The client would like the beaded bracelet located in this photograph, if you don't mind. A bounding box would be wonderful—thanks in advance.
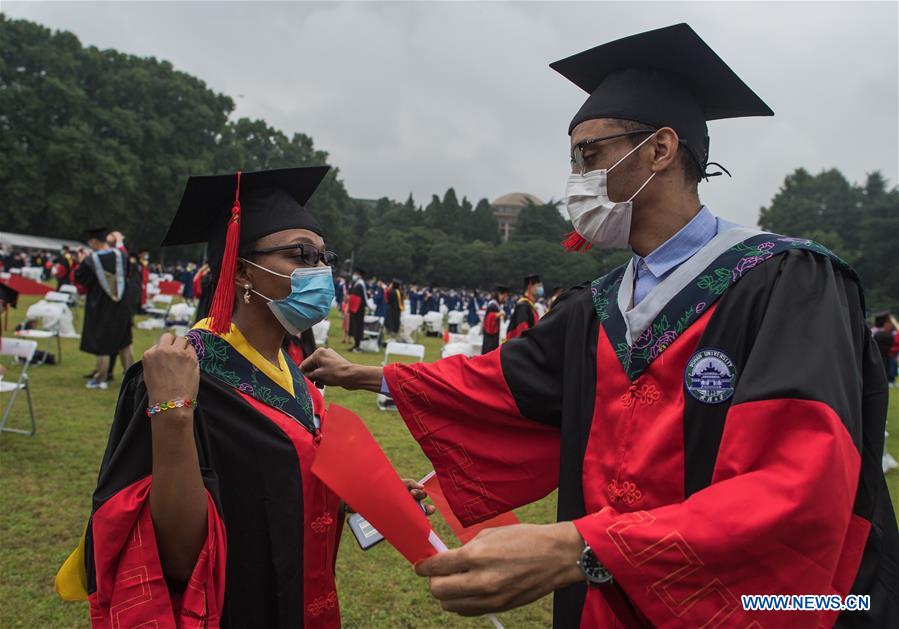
[146,398,198,418]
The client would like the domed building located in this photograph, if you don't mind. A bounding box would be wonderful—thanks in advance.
[490,192,544,242]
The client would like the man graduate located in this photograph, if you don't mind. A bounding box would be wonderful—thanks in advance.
[507,274,543,341]
[75,227,134,390]
[303,23,898,628]
[347,267,370,353]
[481,284,509,354]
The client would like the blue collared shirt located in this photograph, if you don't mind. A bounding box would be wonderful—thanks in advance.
[631,207,739,306]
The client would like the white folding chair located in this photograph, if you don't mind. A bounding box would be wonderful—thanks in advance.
[312,319,330,347]
[400,314,424,343]
[145,293,174,318]
[423,311,445,337]
[441,342,473,359]
[382,341,426,366]
[447,310,465,333]
[166,302,196,324]
[0,338,38,435]
[17,301,65,363]
[377,341,427,411]
[45,291,75,306]
[57,284,80,318]
[467,325,484,355]
[22,267,44,281]
[165,303,196,336]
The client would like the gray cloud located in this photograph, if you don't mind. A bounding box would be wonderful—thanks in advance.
[4,1,897,227]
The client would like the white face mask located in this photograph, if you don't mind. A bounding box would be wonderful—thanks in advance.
[564,132,657,249]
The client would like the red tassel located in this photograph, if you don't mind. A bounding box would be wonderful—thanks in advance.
[208,171,242,335]
[562,230,592,252]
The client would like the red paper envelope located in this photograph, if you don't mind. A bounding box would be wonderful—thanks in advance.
[421,472,520,543]
[311,404,444,564]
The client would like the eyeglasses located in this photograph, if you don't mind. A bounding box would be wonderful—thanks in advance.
[570,129,655,175]
[248,243,339,267]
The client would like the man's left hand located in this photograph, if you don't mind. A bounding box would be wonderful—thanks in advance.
[415,522,584,616]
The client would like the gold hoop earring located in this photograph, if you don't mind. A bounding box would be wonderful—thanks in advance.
[243,284,251,304]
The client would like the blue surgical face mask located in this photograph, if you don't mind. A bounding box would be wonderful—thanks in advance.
[241,259,335,335]
[534,284,545,298]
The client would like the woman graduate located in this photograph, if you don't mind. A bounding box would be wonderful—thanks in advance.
[63,167,430,628]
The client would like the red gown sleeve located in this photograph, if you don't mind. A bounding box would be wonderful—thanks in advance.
[88,476,227,628]
[575,251,875,628]
[384,301,570,526]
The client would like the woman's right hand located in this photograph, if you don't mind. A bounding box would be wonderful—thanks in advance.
[143,333,200,407]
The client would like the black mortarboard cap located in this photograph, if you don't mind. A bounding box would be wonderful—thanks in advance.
[83,227,108,242]
[0,282,19,309]
[550,23,773,170]
[162,166,329,265]
[494,284,509,293]
[161,166,329,333]
[524,274,541,288]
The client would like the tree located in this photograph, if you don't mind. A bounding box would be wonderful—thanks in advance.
[511,199,568,243]
[356,229,414,280]
[758,168,864,262]
[855,172,899,311]
[469,199,501,244]
[758,167,898,312]
[0,15,358,258]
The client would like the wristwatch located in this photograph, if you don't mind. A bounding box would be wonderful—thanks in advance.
[577,543,614,585]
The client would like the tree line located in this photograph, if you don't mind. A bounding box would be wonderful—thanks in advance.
[1,15,896,309]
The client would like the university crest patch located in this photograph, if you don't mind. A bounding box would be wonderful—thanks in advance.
[685,348,736,404]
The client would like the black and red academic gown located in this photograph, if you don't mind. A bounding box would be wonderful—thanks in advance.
[383,231,899,628]
[482,300,502,354]
[84,326,342,628]
[348,280,367,344]
[507,297,537,341]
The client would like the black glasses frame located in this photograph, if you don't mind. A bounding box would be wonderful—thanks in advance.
[248,243,339,266]
[570,129,656,174]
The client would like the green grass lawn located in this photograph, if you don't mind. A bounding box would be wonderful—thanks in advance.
[1,293,897,628]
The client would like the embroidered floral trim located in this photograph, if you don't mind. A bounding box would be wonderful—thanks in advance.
[187,329,315,429]
[607,479,642,506]
[307,590,338,616]
[620,382,661,407]
[310,513,335,533]
[591,235,853,381]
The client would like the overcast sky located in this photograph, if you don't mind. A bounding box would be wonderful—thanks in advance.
[5,1,897,227]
